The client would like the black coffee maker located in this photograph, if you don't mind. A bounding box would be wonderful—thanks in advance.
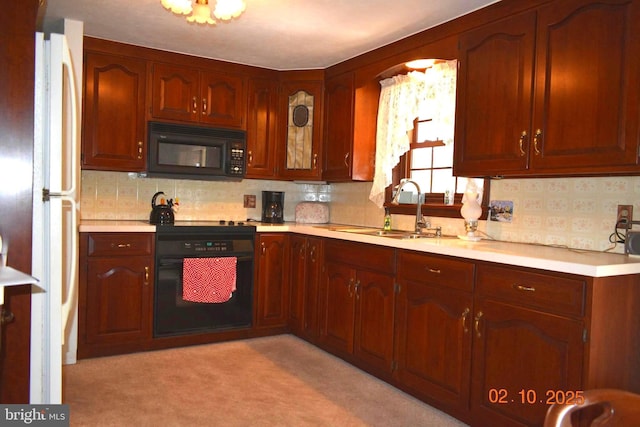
[261,191,284,223]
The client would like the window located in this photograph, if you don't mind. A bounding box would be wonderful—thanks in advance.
[381,62,488,218]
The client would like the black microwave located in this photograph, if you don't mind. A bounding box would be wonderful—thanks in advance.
[147,121,247,180]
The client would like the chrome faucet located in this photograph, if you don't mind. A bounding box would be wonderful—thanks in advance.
[391,179,428,233]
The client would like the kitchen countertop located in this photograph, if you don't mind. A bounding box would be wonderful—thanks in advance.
[78,220,640,278]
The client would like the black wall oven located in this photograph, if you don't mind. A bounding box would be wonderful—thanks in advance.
[154,222,255,337]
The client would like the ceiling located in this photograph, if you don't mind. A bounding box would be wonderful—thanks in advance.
[39,0,498,71]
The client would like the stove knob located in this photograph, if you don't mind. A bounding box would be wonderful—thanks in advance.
[238,221,244,226]
[219,220,226,225]
[228,220,235,226]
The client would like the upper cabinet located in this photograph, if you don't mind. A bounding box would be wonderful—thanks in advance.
[277,78,324,180]
[322,72,378,182]
[82,51,147,171]
[150,62,247,129]
[454,0,640,177]
[245,76,279,178]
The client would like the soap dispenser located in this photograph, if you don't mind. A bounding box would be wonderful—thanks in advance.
[383,208,392,231]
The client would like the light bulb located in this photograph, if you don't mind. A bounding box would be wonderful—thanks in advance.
[214,0,246,20]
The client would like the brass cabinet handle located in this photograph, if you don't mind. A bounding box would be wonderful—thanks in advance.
[1,307,15,325]
[309,245,316,262]
[518,131,527,156]
[533,129,542,155]
[425,266,441,274]
[513,283,536,292]
[348,278,354,298]
[474,311,484,338]
[344,152,350,168]
[137,141,143,159]
[144,266,149,286]
[261,242,266,255]
[202,98,207,115]
[247,150,253,165]
[313,153,318,169]
[461,307,470,333]
[111,243,131,249]
[354,280,361,300]
[192,96,198,114]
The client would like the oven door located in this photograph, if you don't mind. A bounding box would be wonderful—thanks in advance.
[154,255,253,337]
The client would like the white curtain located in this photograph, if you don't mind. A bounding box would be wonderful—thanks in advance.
[369,60,457,208]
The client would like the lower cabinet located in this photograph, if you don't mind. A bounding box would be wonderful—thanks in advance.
[288,234,323,339]
[394,251,474,419]
[319,239,396,375]
[254,233,289,329]
[78,233,154,358]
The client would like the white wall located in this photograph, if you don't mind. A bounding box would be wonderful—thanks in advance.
[81,171,639,254]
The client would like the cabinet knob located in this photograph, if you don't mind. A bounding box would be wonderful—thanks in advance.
[518,131,527,156]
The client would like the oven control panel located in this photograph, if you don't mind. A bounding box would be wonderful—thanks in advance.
[185,241,232,252]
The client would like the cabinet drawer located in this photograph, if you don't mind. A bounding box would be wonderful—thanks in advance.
[324,239,395,274]
[397,250,474,292]
[476,264,585,317]
[87,233,154,257]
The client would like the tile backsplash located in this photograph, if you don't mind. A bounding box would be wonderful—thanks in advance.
[81,171,639,254]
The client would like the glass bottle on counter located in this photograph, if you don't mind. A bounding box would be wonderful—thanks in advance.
[383,208,392,231]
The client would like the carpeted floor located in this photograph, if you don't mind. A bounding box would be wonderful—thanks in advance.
[63,335,469,426]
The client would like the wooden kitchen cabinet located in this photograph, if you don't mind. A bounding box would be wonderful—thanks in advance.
[150,62,246,129]
[245,76,279,178]
[277,78,324,180]
[323,72,378,181]
[454,0,640,177]
[288,235,323,340]
[470,264,588,427]
[320,239,396,375]
[394,250,475,420]
[78,233,154,358]
[82,50,147,171]
[254,233,289,329]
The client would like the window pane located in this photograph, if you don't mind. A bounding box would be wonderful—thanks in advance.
[432,168,455,193]
[410,170,432,193]
[416,120,437,143]
[411,147,432,169]
[432,144,453,168]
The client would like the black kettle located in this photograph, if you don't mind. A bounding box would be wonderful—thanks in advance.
[149,191,175,225]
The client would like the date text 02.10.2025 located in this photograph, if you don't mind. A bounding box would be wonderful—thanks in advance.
[488,389,585,405]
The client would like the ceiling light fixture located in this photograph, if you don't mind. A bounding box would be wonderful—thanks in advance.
[161,0,246,25]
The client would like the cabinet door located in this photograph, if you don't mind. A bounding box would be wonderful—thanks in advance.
[394,280,472,415]
[278,80,324,180]
[530,0,640,172]
[323,73,354,180]
[82,52,147,171]
[353,269,395,373]
[470,299,584,427]
[320,261,356,354]
[454,12,536,177]
[303,237,322,340]
[245,77,279,178]
[288,235,306,334]
[200,71,246,128]
[84,257,152,345]
[150,62,200,122]
[255,233,289,328]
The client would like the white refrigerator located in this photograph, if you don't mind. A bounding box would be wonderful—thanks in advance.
[31,22,83,404]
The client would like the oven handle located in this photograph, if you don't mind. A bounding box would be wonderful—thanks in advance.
[158,255,254,267]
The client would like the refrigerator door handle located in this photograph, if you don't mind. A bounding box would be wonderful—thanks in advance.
[59,195,78,345]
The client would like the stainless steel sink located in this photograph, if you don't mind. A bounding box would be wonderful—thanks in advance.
[340,228,446,240]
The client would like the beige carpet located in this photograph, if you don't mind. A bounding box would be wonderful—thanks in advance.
[63,334,468,426]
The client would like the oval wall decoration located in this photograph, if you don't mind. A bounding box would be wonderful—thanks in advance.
[292,105,310,127]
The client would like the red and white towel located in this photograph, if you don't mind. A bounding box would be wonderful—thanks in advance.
[182,257,237,303]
